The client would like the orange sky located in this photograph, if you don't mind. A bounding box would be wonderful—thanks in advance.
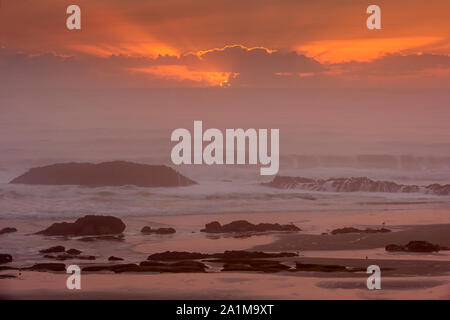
[1,0,449,87]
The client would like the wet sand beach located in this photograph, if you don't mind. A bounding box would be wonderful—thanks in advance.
[1,209,449,299]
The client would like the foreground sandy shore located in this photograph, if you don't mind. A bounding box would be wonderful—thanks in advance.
[1,270,449,300]
[1,252,450,299]
[1,211,450,299]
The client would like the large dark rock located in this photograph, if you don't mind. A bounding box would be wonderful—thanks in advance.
[0,254,12,264]
[0,227,17,235]
[405,241,441,252]
[141,226,176,234]
[385,240,447,253]
[264,175,450,196]
[201,220,300,233]
[10,161,196,187]
[331,227,391,235]
[36,215,126,236]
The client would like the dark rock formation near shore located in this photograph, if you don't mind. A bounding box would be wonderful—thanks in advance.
[39,246,66,254]
[0,254,12,264]
[215,250,298,260]
[108,256,124,261]
[200,220,300,233]
[294,262,364,272]
[44,254,96,261]
[82,261,208,273]
[39,246,89,260]
[141,226,176,234]
[10,161,197,187]
[385,240,449,253]
[78,235,124,242]
[36,215,126,236]
[148,251,208,260]
[147,250,298,261]
[0,227,17,235]
[264,175,450,196]
[66,249,82,255]
[82,264,138,273]
[222,260,291,273]
[27,263,66,272]
[331,227,391,235]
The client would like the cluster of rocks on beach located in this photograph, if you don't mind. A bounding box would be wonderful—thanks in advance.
[1,215,449,277]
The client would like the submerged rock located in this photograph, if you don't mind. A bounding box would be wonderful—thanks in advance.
[147,250,298,261]
[44,254,95,261]
[0,227,17,235]
[10,161,196,187]
[222,260,291,273]
[215,250,298,260]
[39,246,66,254]
[66,248,82,255]
[141,226,176,234]
[36,215,126,236]
[108,256,124,261]
[0,254,13,264]
[82,264,139,273]
[78,235,124,241]
[330,227,391,235]
[385,244,405,252]
[200,220,300,233]
[82,261,207,273]
[385,240,448,253]
[148,251,208,261]
[294,262,357,272]
[27,263,66,272]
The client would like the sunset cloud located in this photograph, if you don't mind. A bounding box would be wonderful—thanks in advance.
[2,45,449,89]
[1,0,449,89]
[297,37,442,63]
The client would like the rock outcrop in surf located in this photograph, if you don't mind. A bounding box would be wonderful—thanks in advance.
[141,226,176,234]
[330,227,391,235]
[200,220,301,233]
[385,241,449,253]
[9,161,196,187]
[0,227,17,235]
[0,254,12,264]
[36,215,126,236]
[263,176,450,195]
